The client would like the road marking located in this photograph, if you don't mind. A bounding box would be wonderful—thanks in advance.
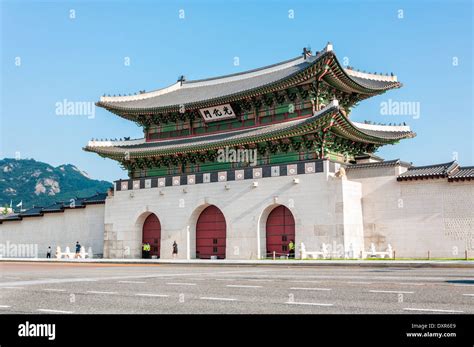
[347,281,372,284]
[135,293,169,298]
[166,282,196,286]
[453,284,474,287]
[290,287,332,291]
[403,308,464,313]
[289,280,322,284]
[462,294,474,296]
[370,290,414,294]
[215,278,236,281]
[43,288,66,292]
[118,281,146,284]
[0,286,24,289]
[86,291,118,295]
[37,309,74,314]
[200,297,237,302]
[226,284,262,288]
[247,279,274,282]
[0,305,11,308]
[398,283,425,286]
[285,301,333,307]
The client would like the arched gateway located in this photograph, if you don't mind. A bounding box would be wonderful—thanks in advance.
[266,205,295,257]
[196,205,226,259]
[142,214,161,258]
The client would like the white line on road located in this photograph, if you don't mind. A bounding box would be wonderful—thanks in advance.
[226,284,262,288]
[403,308,464,313]
[0,305,11,308]
[285,301,333,307]
[86,291,118,295]
[118,281,146,284]
[289,280,322,284]
[462,294,474,296]
[200,297,237,302]
[290,287,332,291]
[370,290,414,294]
[135,293,169,298]
[247,279,274,282]
[0,286,24,289]
[43,288,66,292]
[215,279,236,281]
[347,281,372,284]
[37,309,74,314]
[166,282,196,286]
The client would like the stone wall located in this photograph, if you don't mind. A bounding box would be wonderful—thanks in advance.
[104,163,364,260]
[349,169,474,258]
[0,204,105,258]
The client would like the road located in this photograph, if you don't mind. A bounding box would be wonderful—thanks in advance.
[0,262,473,314]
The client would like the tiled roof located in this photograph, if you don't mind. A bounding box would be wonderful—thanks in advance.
[397,161,458,180]
[96,43,400,113]
[448,166,474,181]
[85,100,415,159]
[0,193,108,224]
[346,159,412,170]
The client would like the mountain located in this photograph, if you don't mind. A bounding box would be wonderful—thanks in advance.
[0,158,112,210]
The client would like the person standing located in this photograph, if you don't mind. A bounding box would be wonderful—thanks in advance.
[172,241,178,259]
[142,243,147,259]
[288,239,295,259]
[75,241,81,259]
[46,246,51,259]
[147,243,151,258]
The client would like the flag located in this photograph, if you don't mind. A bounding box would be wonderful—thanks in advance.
[16,201,22,208]
[10,200,12,208]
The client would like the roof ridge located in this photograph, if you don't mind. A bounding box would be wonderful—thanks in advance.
[407,160,457,170]
[184,55,304,84]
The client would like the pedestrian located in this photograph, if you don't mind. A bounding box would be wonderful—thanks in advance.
[172,241,178,259]
[75,241,81,259]
[288,239,295,259]
[142,243,147,259]
[46,246,51,259]
[146,243,151,258]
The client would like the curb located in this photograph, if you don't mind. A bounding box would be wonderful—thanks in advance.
[1,258,474,268]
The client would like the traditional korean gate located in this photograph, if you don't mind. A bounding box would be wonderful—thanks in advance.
[142,214,161,258]
[196,205,226,259]
[266,205,295,257]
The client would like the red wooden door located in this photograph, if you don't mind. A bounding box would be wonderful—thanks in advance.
[142,214,161,258]
[196,205,226,259]
[266,205,295,257]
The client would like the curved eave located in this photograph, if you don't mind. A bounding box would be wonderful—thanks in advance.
[84,101,415,160]
[96,48,402,117]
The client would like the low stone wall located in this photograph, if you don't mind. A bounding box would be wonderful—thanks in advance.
[0,204,105,258]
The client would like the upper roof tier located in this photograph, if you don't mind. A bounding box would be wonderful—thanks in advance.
[97,43,401,114]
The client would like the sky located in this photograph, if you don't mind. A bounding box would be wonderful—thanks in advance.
[1,0,472,182]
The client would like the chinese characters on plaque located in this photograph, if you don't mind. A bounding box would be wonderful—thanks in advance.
[199,104,236,122]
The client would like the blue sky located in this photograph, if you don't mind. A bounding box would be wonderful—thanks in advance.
[1,0,472,182]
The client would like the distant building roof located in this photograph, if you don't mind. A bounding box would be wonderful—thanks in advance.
[0,192,108,224]
[397,161,458,180]
[346,159,412,170]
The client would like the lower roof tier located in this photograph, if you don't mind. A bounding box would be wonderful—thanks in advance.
[84,100,415,162]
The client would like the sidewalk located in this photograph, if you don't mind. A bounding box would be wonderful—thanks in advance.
[1,257,474,268]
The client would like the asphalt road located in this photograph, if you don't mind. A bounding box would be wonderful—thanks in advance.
[0,262,473,314]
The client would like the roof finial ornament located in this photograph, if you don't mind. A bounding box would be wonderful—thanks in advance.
[325,41,333,52]
[302,47,312,59]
